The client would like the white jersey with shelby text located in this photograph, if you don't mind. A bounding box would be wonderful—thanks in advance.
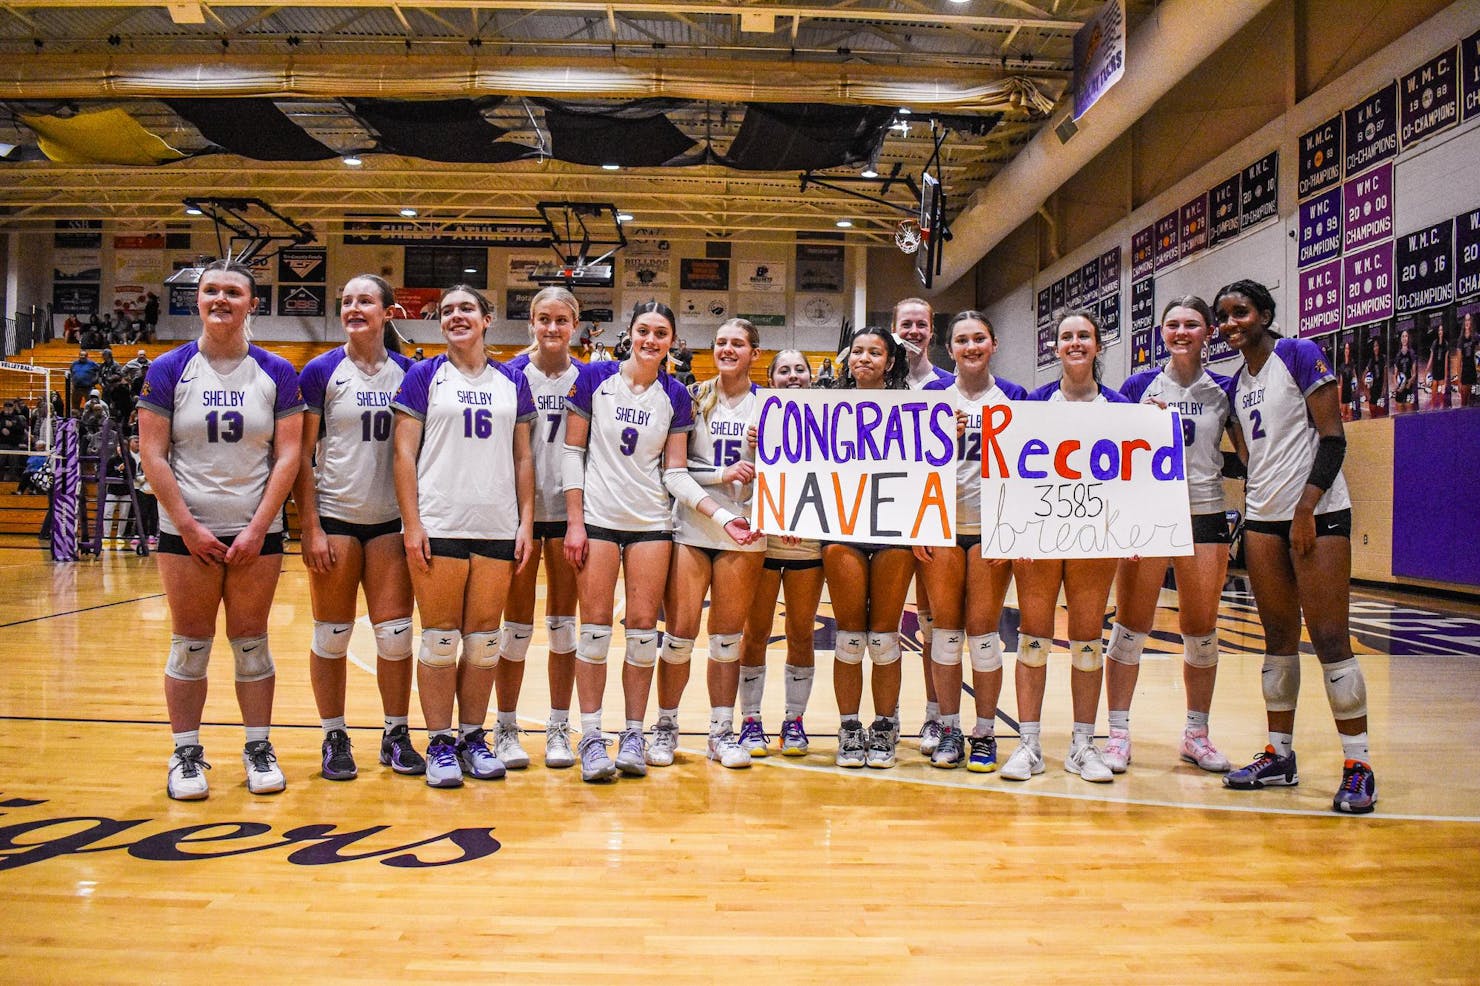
[137,342,303,536]
[567,362,694,532]
[1121,368,1237,515]
[1235,338,1351,522]
[392,355,535,539]
[926,373,1028,535]
[674,384,765,552]
[506,352,583,524]
[299,346,412,525]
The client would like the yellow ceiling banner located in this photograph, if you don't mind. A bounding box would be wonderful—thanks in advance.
[21,108,184,165]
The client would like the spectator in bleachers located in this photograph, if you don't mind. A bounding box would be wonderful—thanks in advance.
[69,349,100,408]
[0,399,24,481]
[83,314,106,349]
[142,293,160,342]
[17,440,49,496]
[110,308,131,344]
[105,368,136,423]
[79,388,109,457]
[63,313,83,343]
[98,348,123,388]
[814,357,836,388]
[125,349,151,374]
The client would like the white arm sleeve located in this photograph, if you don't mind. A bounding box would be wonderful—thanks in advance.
[662,467,709,511]
[561,443,587,492]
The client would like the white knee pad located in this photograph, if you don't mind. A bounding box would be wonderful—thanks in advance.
[661,635,695,665]
[1181,631,1219,669]
[230,634,274,683]
[1070,638,1104,673]
[834,631,865,665]
[1016,634,1051,668]
[499,622,534,663]
[1321,657,1367,720]
[577,624,612,665]
[311,621,354,660]
[709,632,742,664]
[624,628,659,668]
[165,635,213,682]
[419,628,460,669]
[930,628,964,666]
[1261,654,1301,713]
[867,631,901,666]
[968,632,1003,673]
[462,630,502,669]
[546,616,577,654]
[373,617,414,661]
[1106,622,1146,667]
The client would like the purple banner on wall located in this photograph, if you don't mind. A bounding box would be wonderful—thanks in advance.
[1098,292,1121,344]
[1129,277,1155,370]
[1342,162,1393,253]
[1297,114,1342,200]
[1153,211,1180,272]
[1395,218,1454,314]
[1036,322,1057,370]
[1130,325,1155,373]
[1343,240,1394,327]
[1131,225,1155,280]
[1394,408,1480,587]
[1179,194,1207,258]
[1298,187,1343,269]
[1065,266,1084,308]
[1037,286,1052,325]
[1099,246,1121,297]
[1080,258,1100,304]
[1240,151,1279,230]
[1298,258,1343,338]
[1208,173,1242,248]
[1456,207,1480,299]
[1344,82,1399,176]
[1050,278,1066,316]
[1400,47,1459,148]
[1462,28,1480,122]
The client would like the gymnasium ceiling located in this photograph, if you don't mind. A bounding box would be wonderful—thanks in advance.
[0,0,1155,253]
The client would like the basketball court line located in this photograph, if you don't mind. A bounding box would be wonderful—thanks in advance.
[0,592,164,629]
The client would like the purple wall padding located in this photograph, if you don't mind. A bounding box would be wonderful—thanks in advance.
[1393,406,1480,586]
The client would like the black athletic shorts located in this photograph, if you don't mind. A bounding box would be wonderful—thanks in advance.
[823,540,910,561]
[1244,508,1352,543]
[320,515,402,544]
[1191,512,1233,545]
[533,521,568,541]
[156,531,285,556]
[585,525,672,548]
[763,556,823,573]
[428,537,517,561]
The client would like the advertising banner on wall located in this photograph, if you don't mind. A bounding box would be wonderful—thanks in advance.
[678,291,730,327]
[794,293,843,331]
[1298,114,1343,200]
[736,293,786,327]
[680,258,730,292]
[277,247,326,284]
[621,256,671,292]
[1395,218,1454,314]
[1400,47,1458,148]
[1298,187,1343,269]
[795,244,844,293]
[1298,258,1343,338]
[1072,0,1126,121]
[1344,82,1399,176]
[1342,162,1394,253]
[52,284,100,316]
[278,284,326,317]
[52,248,102,282]
[736,260,786,294]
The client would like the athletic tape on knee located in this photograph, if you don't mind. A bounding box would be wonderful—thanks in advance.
[968,632,1003,673]
[419,628,459,668]
[930,628,964,666]
[660,635,695,665]
[1070,638,1104,673]
[499,622,534,663]
[834,631,865,665]
[373,617,414,661]
[1106,622,1146,667]
[1181,631,1219,669]
[1016,634,1051,668]
[709,632,742,664]
[1261,654,1301,713]
[577,624,612,665]
[624,628,659,668]
[311,621,354,660]
[165,635,213,681]
[230,634,274,683]
[1321,657,1367,720]
[546,616,577,654]
[867,631,901,666]
[462,630,502,669]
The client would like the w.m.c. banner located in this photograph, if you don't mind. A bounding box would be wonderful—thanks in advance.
[979,402,1192,559]
[752,390,957,547]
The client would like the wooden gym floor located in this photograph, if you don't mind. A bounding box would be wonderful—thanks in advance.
[2,534,1478,984]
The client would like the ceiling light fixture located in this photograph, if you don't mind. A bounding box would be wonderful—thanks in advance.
[399,207,417,217]
[342,156,362,167]
[835,219,853,228]
[184,206,203,216]
[602,163,621,171]
[616,212,633,222]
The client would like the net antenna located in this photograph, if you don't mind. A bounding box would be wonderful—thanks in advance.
[530,202,626,287]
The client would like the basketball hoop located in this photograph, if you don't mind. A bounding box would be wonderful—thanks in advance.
[895,219,923,255]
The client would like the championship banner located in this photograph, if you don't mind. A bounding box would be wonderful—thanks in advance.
[979,402,1192,559]
[752,389,957,547]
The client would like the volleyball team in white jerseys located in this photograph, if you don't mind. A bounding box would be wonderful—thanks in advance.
[140,263,1376,815]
